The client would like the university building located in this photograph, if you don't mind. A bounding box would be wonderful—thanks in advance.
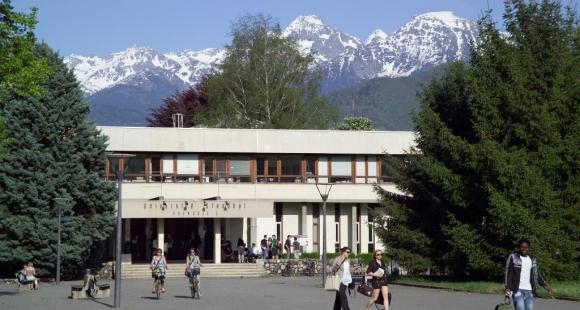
[100,126,414,263]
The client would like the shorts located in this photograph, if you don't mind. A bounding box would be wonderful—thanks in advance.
[371,278,388,289]
[271,247,279,256]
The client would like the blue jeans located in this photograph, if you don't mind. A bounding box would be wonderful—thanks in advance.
[513,289,534,310]
[261,248,267,260]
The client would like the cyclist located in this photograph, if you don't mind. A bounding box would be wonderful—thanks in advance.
[150,248,168,293]
[186,248,203,295]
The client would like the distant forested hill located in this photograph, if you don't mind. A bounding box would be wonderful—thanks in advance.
[325,65,445,130]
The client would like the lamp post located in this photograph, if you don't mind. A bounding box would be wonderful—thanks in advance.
[53,197,69,286]
[106,153,134,309]
[315,183,333,287]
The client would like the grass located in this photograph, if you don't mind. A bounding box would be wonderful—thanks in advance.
[390,276,580,300]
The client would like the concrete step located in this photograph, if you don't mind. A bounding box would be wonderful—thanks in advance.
[121,263,266,279]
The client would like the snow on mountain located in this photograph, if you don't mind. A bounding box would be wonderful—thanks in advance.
[65,11,478,95]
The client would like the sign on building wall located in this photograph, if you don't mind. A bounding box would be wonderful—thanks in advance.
[122,199,274,218]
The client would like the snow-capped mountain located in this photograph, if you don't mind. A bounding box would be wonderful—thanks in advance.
[67,11,478,125]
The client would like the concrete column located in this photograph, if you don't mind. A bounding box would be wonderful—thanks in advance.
[145,218,152,259]
[360,204,369,253]
[324,204,335,253]
[124,219,131,243]
[351,205,357,254]
[242,217,248,245]
[300,204,308,236]
[250,217,257,248]
[214,218,222,264]
[157,218,165,255]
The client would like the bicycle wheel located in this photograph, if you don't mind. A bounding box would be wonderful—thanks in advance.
[155,280,161,299]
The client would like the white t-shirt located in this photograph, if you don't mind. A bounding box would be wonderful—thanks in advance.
[519,255,533,290]
[341,260,352,285]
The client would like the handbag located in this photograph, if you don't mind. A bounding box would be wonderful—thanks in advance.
[357,283,373,297]
[324,274,341,291]
[494,297,512,310]
[324,257,347,291]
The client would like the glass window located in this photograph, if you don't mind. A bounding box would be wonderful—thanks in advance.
[280,156,301,182]
[124,154,145,181]
[317,157,328,183]
[331,156,351,183]
[230,158,251,182]
[267,157,277,176]
[177,154,199,174]
[162,155,173,174]
[305,156,316,183]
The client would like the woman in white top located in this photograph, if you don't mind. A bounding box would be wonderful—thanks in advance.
[331,247,352,310]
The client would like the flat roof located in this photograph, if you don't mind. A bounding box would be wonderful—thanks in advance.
[99,126,415,155]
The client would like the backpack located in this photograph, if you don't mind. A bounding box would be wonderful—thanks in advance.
[17,271,26,284]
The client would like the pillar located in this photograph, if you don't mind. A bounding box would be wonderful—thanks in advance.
[300,204,308,236]
[350,205,357,254]
[360,204,369,253]
[157,218,165,255]
[250,217,257,248]
[145,218,152,259]
[214,218,222,264]
[242,217,248,245]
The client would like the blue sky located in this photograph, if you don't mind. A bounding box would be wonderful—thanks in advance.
[14,0,505,57]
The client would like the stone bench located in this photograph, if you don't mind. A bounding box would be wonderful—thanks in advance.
[70,283,111,299]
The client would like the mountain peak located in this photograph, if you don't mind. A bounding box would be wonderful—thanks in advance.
[285,15,327,34]
[365,29,388,44]
[412,11,467,27]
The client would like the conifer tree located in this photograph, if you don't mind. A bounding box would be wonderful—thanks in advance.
[376,0,579,279]
[0,44,117,277]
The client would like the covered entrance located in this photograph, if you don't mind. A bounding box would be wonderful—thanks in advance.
[121,199,273,264]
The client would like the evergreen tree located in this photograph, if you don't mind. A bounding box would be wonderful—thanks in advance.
[195,14,337,129]
[147,77,209,127]
[376,0,579,280]
[0,44,117,277]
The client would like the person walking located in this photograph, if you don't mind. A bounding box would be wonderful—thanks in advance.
[150,248,168,293]
[364,250,389,310]
[504,238,553,310]
[260,235,268,260]
[332,247,352,310]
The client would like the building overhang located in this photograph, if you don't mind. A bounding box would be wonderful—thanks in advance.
[121,199,273,219]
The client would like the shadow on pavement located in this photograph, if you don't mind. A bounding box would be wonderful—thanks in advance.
[0,291,21,296]
[140,296,162,300]
[88,298,114,308]
[173,295,194,299]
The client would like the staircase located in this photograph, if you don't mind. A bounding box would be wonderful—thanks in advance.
[121,263,267,279]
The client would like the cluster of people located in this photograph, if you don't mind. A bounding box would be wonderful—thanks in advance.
[332,238,553,310]
[257,234,302,261]
[15,262,39,290]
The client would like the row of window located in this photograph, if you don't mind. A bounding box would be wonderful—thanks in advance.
[105,153,395,184]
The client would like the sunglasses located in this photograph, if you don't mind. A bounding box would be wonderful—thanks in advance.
[376,253,382,256]
[345,251,350,254]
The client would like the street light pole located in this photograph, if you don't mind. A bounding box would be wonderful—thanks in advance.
[53,198,68,286]
[315,183,333,287]
[106,153,134,309]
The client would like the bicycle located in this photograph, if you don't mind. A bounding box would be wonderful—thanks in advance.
[189,268,201,299]
[153,276,162,299]
[151,267,163,299]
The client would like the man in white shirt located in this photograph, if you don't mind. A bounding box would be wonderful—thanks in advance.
[504,238,553,310]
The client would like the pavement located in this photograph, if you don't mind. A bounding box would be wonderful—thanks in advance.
[1,277,578,310]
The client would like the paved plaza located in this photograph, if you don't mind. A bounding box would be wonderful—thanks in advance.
[1,277,577,310]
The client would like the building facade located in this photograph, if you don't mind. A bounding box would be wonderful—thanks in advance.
[100,127,414,263]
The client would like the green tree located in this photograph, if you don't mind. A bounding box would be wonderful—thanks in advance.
[0,44,117,277]
[0,0,52,103]
[337,116,375,130]
[376,0,579,280]
[196,14,337,129]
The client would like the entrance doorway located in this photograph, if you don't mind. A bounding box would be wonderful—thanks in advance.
[164,218,214,261]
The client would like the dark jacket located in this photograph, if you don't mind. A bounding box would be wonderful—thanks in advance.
[504,253,547,296]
